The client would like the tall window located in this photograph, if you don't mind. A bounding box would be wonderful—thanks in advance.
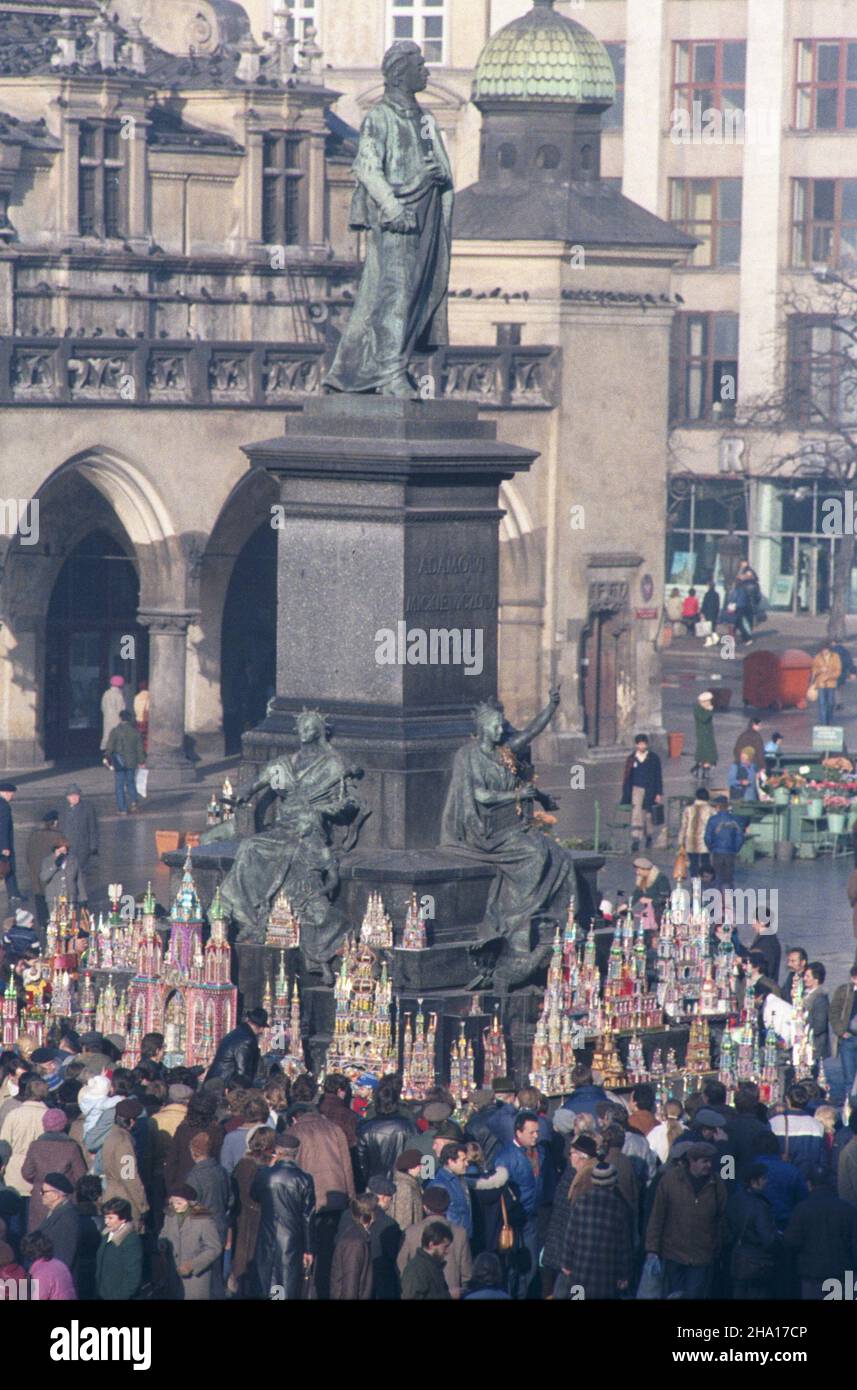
[788,316,857,426]
[673,40,746,115]
[603,42,625,130]
[669,178,743,267]
[793,179,857,268]
[262,134,303,246]
[269,0,318,41]
[78,122,125,238]
[795,39,857,130]
[389,0,446,66]
[670,313,739,423]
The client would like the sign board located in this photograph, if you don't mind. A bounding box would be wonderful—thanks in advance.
[812,726,845,752]
[770,575,794,607]
[635,608,659,620]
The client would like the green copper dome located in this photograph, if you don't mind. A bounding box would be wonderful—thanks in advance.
[473,0,616,108]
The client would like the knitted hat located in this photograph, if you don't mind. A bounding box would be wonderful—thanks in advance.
[686,1141,717,1161]
[169,1184,197,1202]
[570,1134,599,1158]
[42,1109,67,1132]
[469,1089,494,1109]
[110,675,125,687]
[395,1148,422,1173]
[698,691,714,705]
[422,1186,450,1214]
[116,1098,143,1122]
[694,1108,724,1130]
[66,784,83,797]
[0,782,17,793]
[42,1171,74,1195]
[591,1162,618,1188]
[168,1084,193,1103]
[81,1075,111,1100]
[368,1176,395,1197]
[422,1101,452,1124]
[632,856,654,871]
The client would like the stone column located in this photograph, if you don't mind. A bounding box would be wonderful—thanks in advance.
[138,609,197,782]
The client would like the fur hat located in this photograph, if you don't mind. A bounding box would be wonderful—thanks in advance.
[395,1149,422,1173]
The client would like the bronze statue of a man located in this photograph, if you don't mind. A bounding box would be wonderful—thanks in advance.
[324,40,454,399]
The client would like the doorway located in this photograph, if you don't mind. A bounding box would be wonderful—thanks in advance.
[44,531,148,759]
[220,522,277,754]
[581,610,629,748]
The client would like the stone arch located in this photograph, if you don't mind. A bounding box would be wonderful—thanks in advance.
[189,467,279,750]
[498,480,544,725]
[0,447,179,765]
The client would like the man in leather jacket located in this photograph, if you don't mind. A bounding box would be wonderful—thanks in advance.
[356,1077,419,1186]
[206,1007,267,1088]
[250,1132,316,1299]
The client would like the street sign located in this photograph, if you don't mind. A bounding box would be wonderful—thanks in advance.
[812,726,845,752]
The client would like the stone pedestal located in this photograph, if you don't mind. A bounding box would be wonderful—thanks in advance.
[138,609,197,784]
[242,396,537,849]
[186,394,607,1084]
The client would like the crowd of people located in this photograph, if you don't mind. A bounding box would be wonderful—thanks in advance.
[1,988,857,1302]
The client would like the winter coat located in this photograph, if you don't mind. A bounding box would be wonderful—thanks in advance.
[230,1155,264,1282]
[645,1162,727,1266]
[701,587,721,625]
[164,1119,224,1191]
[250,1158,315,1299]
[160,1209,223,1301]
[830,982,857,1050]
[58,799,99,866]
[396,1212,471,1294]
[207,1021,260,1089]
[0,1099,48,1195]
[621,750,663,810]
[838,1137,857,1209]
[733,727,765,769]
[25,826,64,894]
[560,1186,634,1299]
[753,1154,808,1229]
[678,799,715,855]
[355,1111,419,1186]
[104,720,145,769]
[100,686,126,749]
[728,761,759,801]
[41,849,86,907]
[151,1102,188,1176]
[805,988,830,1061]
[29,1256,76,1300]
[391,1170,424,1230]
[811,649,842,691]
[725,1185,778,1281]
[783,1187,857,1279]
[493,1139,543,1219]
[330,1221,373,1300]
[187,1158,230,1242]
[693,704,718,766]
[35,1197,81,1272]
[288,1108,355,1209]
[101,1125,149,1223]
[426,1167,472,1238]
[400,1246,451,1301]
[558,1083,609,1119]
[704,809,744,856]
[318,1093,359,1150]
[95,1224,143,1300]
[21,1132,87,1229]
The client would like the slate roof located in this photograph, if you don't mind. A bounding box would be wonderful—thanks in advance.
[454,176,697,250]
[473,0,615,108]
[0,109,61,148]
[147,105,242,152]
[0,4,332,95]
